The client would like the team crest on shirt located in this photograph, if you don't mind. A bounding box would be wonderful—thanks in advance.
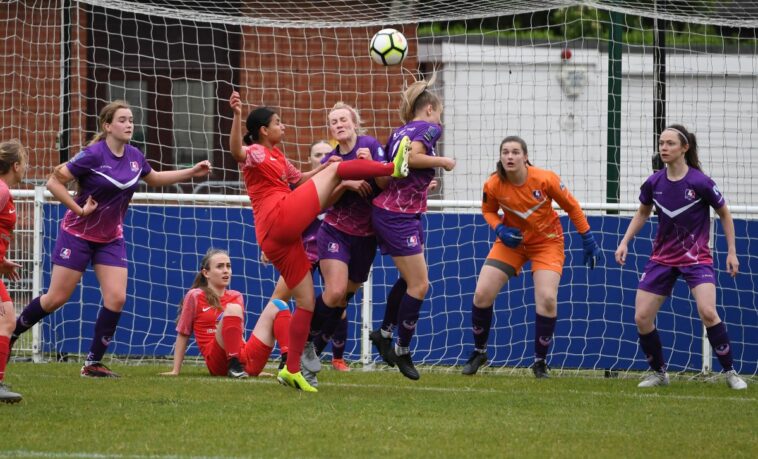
[327,242,340,253]
[684,189,697,201]
[532,190,543,200]
[130,161,139,172]
[406,235,419,248]
[60,248,71,259]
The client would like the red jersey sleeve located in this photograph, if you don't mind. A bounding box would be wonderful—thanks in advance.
[546,171,590,234]
[176,289,200,336]
[481,176,503,230]
[284,158,303,185]
[243,144,267,167]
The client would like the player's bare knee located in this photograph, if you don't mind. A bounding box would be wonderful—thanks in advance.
[698,308,720,327]
[225,303,244,317]
[634,312,653,329]
[323,288,347,306]
[408,280,429,298]
[473,290,495,308]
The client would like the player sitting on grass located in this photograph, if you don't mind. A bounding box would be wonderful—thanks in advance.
[161,249,291,379]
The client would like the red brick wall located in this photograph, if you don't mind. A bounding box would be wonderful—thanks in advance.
[0,0,65,182]
[239,25,418,167]
[1,2,417,174]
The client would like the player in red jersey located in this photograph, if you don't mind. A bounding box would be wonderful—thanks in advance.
[161,249,291,378]
[0,140,27,403]
[228,91,408,392]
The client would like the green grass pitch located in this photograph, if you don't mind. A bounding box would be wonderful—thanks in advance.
[2,362,756,458]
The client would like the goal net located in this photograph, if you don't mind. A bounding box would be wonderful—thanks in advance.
[3,0,756,375]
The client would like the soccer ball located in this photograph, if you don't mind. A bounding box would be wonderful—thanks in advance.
[369,28,408,66]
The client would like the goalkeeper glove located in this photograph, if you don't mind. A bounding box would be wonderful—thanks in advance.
[495,224,523,248]
[580,230,601,269]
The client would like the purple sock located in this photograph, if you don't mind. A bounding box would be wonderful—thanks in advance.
[331,315,348,359]
[381,278,407,333]
[314,307,345,354]
[534,313,557,361]
[638,328,666,372]
[309,295,331,340]
[706,322,734,372]
[471,304,494,351]
[396,293,423,348]
[13,296,50,337]
[86,308,121,363]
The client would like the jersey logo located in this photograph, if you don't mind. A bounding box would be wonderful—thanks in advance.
[501,200,547,220]
[376,147,385,160]
[532,190,543,200]
[202,306,212,312]
[327,242,340,253]
[712,185,721,196]
[406,235,419,247]
[130,161,139,172]
[60,248,71,259]
[652,198,702,219]
[684,189,696,201]
[91,169,141,190]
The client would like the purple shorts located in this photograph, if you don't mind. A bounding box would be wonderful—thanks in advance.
[372,206,424,257]
[316,223,377,283]
[52,230,128,272]
[637,260,715,296]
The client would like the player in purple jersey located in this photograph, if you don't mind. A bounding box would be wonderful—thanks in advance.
[369,74,456,380]
[10,100,211,378]
[615,124,746,390]
[301,103,385,383]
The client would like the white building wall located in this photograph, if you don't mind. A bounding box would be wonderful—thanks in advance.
[420,43,758,210]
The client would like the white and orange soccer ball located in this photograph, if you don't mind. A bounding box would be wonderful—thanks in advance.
[369,28,408,66]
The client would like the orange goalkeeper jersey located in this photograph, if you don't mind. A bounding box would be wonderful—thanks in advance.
[481,166,590,246]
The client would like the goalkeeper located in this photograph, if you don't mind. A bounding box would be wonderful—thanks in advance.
[461,136,601,378]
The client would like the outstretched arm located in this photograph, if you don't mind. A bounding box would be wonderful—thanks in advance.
[160,332,190,376]
[615,204,653,265]
[142,160,212,187]
[407,141,455,171]
[715,204,739,277]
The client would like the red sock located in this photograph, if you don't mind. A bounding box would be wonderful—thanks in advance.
[221,316,244,359]
[286,307,313,373]
[336,160,393,180]
[273,309,291,355]
[0,336,9,381]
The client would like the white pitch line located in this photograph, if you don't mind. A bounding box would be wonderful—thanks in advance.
[0,451,241,459]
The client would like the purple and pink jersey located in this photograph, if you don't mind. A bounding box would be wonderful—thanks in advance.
[321,135,385,236]
[372,120,442,214]
[639,167,725,266]
[302,214,323,264]
[62,140,152,243]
